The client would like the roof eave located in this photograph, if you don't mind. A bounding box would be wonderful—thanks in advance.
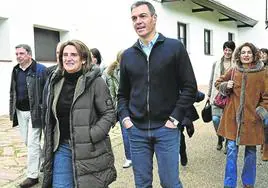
[191,0,258,27]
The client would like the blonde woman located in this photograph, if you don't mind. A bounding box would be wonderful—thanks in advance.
[103,50,132,168]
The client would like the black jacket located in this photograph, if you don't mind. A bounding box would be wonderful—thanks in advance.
[118,33,197,129]
[9,60,47,128]
[42,67,117,188]
[185,91,205,121]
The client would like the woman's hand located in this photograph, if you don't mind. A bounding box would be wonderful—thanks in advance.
[227,80,234,89]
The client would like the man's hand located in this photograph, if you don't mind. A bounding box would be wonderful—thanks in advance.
[165,120,178,129]
[123,119,134,129]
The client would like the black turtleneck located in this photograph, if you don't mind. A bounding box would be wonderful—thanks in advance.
[56,70,83,142]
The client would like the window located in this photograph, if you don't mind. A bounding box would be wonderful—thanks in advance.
[34,27,60,62]
[228,32,234,41]
[265,0,268,21]
[177,22,187,49]
[0,18,11,62]
[204,29,211,55]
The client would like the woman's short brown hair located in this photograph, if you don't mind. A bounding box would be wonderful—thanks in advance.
[58,40,92,73]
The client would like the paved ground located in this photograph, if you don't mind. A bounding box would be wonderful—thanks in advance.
[1,86,268,188]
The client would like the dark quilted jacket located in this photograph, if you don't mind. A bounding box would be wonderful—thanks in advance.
[42,67,117,188]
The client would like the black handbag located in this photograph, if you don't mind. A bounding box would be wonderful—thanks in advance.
[201,99,212,123]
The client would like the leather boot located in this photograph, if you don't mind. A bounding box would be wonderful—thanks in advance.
[216,136,224,150]
[19,178,39,188]
[262,144,268,161]
[262,127,268,161]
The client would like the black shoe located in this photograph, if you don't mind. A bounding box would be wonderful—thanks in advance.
[180,152,188,166]
[216,136,224,150]
[19,178,39,188]
[40,162,44,172]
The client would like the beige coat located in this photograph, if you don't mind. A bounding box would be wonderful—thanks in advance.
[208,58,233,116]
[262,66,268,160]
[215,62,268,145]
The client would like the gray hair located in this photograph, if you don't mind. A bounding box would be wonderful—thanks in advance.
[15,44,32,56]
[131,1,156,16]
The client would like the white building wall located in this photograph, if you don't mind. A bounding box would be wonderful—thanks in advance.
[0,0,266,115]
[0,19,11,60]
[218,0,268,47]
[153,1,238,85]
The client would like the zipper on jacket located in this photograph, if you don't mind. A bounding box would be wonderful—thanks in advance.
[147,56,151,130]
[69,104,78,188]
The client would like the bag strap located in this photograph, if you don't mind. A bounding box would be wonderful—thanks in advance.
[230,67,236,81]
[205,99,211,107]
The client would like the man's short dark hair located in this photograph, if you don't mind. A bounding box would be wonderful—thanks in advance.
[90,48,102,65]
[222,41,236,52]
[260,48,268,54]
[15,44,32,55]
[131,1,156,16]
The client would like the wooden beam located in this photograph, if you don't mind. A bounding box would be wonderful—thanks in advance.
[0,60,12,62]
[219,18,236,22]
[237,24,253,28]
[192,7,213,13]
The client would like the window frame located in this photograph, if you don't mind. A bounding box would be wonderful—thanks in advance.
[177,22,187,49]
[204,29,211,55]
[228,32,234,41]
[34,27,60,62]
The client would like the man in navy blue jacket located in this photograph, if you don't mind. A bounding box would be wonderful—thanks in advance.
[9,44,47,188]
[117,1,197,187]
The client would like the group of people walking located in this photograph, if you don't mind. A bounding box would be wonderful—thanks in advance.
[208,41,268,188]
[8,1,268,188]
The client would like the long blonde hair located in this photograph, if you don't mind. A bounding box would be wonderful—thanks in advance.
[107,50,124,76]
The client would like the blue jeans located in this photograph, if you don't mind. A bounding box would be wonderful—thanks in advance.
[224,140,256,187]
[120,122,131,160]
[212,115,220,132]
[128,125,182,188]
[53,143,74,188]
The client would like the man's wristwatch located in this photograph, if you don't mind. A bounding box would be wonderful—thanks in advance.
[169,116,179,126]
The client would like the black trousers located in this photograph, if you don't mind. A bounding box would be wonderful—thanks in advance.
[180,128,186,155]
